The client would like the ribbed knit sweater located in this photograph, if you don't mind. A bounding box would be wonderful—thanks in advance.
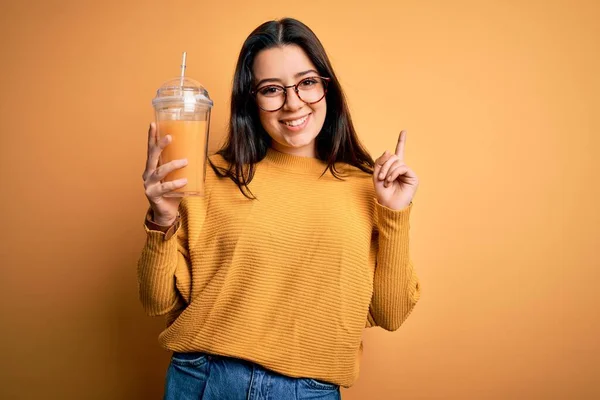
[137,147,420,388]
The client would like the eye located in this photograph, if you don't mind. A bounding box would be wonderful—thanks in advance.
[258,86,283,97]
[299,78,318,87]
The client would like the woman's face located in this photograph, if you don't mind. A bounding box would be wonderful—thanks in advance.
[252,45,327,158]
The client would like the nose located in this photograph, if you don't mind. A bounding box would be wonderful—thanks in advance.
[282,87,304,111]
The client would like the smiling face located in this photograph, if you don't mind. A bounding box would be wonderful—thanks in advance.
[252,45,327,158]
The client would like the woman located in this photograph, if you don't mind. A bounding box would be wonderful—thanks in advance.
[139,17,420,400]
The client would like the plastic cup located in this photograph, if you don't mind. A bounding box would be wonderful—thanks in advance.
[152,76,213,197]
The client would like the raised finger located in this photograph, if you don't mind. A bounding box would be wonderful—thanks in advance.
[395,130,407,163]
[378,156,401,180]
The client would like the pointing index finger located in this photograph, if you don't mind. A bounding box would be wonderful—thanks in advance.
[395,130,407,162]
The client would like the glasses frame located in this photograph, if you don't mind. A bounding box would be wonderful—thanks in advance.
[250,76,331,112]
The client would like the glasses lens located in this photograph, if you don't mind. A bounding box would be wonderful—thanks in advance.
[256,85,285,111]
[297,77,326,104]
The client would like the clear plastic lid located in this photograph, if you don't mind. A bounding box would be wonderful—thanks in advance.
[152,77,213,108]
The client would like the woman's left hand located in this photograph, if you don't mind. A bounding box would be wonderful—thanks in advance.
[373,130,419,210]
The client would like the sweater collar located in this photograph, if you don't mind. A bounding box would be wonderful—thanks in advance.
[264,147,329,173]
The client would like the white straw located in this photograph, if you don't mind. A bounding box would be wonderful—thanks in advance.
[180,51,187,87]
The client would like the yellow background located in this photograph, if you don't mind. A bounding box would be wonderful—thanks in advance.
[0,0,598,398]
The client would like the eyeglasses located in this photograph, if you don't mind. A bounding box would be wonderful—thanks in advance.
[250,76,331,112]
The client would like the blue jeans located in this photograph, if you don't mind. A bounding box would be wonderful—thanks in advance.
[164,351,342,400]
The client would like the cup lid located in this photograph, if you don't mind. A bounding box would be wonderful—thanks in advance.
[152,77,213,108]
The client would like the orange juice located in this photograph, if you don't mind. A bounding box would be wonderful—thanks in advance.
[157,119,207,196]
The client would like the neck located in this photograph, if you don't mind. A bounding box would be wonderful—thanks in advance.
[270,143,316,158]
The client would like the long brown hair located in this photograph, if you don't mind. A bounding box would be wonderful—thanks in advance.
[210,17,375,199]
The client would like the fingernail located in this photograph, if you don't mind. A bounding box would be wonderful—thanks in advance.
[379,173,384,179]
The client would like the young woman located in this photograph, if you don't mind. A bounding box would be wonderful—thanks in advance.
[139,17,420,400]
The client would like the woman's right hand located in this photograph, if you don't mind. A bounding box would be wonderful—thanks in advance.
[142,122,188,226]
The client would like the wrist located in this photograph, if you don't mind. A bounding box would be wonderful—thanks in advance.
[146,209,179,233]
[153,216,176,226]
[150,209,175,226]
[376,198,412,211]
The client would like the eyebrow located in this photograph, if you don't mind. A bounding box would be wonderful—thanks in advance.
[254,69,319,88]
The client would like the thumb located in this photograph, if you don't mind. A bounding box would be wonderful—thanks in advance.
[374,150,389,173]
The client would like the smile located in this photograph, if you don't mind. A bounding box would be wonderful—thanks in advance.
[280,114,311,129]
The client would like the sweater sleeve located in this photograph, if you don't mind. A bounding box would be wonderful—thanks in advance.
[136,157,220,317]
[367,200,421,331]
[136,200,194,317]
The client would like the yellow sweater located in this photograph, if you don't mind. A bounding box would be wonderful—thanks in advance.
[137,147,420,388]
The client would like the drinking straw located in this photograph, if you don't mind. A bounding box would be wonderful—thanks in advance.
[180,51,187,87]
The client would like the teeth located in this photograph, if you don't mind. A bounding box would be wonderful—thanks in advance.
[283,115,308,127]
